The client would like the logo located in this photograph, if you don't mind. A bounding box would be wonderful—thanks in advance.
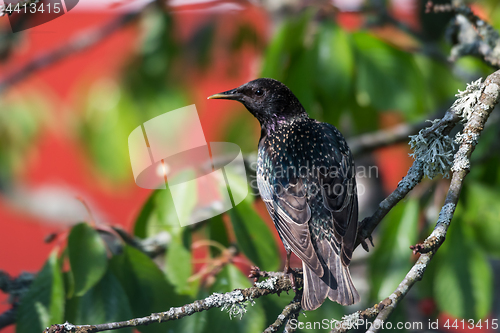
[128,105,248,227]
[1,0,79,33]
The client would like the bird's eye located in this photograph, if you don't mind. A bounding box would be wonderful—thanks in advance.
[255,89,264,96]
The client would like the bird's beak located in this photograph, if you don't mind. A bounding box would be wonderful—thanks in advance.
[207,89,242,101]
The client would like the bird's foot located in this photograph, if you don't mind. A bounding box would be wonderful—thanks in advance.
[284,266,298,292]
[248,266,268,283]
[360,235,374,252]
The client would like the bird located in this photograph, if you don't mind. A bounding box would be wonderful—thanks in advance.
[208,78,359,310]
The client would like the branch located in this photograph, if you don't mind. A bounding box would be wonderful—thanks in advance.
[0,271,35,330]
[356,94,463,249]
[44,273,302,333]
[263,293,302,333]
[426,1,500,68]
[0,308,16,329]
[111,226,169,258]
[42,54,500,333]
[0,10,141,95]
[349,120,427,157]
[343,69,500,333]
[364,0,452,66]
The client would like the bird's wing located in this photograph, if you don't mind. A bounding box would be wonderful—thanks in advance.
[258,121,358,273]
[302,122,360,307]
[317,122,358,267]
[257,167,324,277]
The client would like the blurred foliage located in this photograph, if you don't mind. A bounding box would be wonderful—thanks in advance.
[369,199,419,302]
[5,0,500,332]
[0,96,46,191]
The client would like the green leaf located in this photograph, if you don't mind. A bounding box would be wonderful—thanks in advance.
[462,182,500,257]
[133,190,158,238]
[315,22,353,101]
[109,246,186,333]
[369,199,419,301]
[134,170,198,238]
[145,188,180,236]
[414,55,464,111]
[165,229,198,296]
[17,250,65,333]
[65,270,133,333]
[167,169,198,226]
[261,9,315,80]
[207,214,230,257]
[68,223,108,297]
[228,201,280,271]
[434,218,493,320]
[174,299,208,333]
[204,264,265,333]
[352,32,426,118]
[314,21,354,125]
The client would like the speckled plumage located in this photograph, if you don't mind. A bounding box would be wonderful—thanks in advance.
[209,78,359,310]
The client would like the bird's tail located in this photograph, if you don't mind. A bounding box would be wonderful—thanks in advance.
[301,255,359,311]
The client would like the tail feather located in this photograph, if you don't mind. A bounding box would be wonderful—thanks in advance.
[327,255,359,305]
[301,250,359,310]
[302,263,328,311]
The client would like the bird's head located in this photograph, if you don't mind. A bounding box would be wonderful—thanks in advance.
[208,78,307,127]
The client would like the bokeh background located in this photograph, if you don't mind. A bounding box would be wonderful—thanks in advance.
[1,0,500,332]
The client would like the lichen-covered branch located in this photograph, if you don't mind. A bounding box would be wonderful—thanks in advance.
[263,293,302,333]
[353,69,500,333]
[0,308,16,330]
[355,76,483,249]
[337,69,500,333]
[411,70,500,254]
[0,11,141,95]
[356,159,424,250]
[44,273,301,333]
[0,271,35,330]
[426,1,500,68]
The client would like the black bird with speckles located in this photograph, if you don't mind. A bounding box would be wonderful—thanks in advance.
[209,78,359,310]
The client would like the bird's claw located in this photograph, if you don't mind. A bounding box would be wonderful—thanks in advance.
[360,235,374,252]
[248,265,264,283]
[284,266,297,292]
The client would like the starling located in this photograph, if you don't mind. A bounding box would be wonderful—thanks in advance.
[208,78,359,310]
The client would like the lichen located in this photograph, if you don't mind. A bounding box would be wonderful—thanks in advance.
[409,120,456,179]
[451,78,483,122]
[254,276,278,290]
[204,290,255,320]
[205,290,244,308]
[451,145,470,172]
[437,203,455,226]
[331,312,362,330]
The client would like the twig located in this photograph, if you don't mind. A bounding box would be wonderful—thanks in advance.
[0,11,141,95]
[329,298,391,333]
[355,97,462,250]
[0,271,34,303]
[410,70,500,254]
[349,120,428,157]
[111,226,169,258]
[0,271,35,330]
[44,273,302,333]
[426,1,500,68]
[263,293,302,333]
[355,159,424,251]
[0,308,17,330]
[332,71,500,333]
[364,0,451,66]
